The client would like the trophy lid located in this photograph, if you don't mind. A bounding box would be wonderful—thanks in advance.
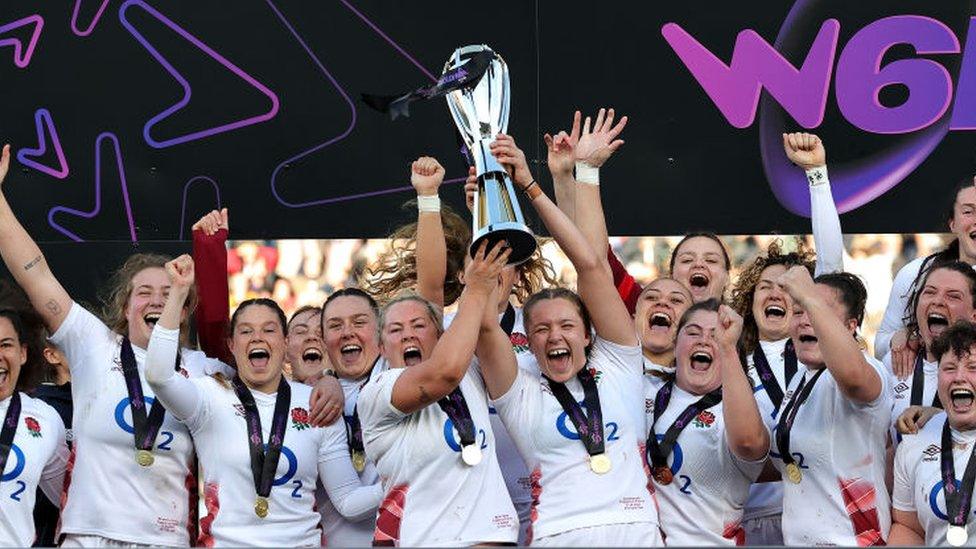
[444,45,510,146]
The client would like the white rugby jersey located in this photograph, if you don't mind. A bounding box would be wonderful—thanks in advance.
[360,365,518,547]
[318,375,378,547]
[51,302,227,546]
[644,377,771,545]
[743,338,791,522]
[492,336,659,542]
[893,413,976,547]
[886,352,938,441]
[0,392,68,546]
[447,306,538,512]
[183,377,378,547]
[772,354,892,546]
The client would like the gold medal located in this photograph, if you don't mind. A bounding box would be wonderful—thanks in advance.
[352,450,366,473]
[589,453,612,474]
[254,496,269,518]
[136,450,154,467]
[786,462,802,484]
[652,466,673,485]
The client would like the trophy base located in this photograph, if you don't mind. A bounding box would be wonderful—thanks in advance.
[471,221,537,266]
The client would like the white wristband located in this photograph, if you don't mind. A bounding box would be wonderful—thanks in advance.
[805,166,829,187]
[416,194,441,212]
[575,161,600,185]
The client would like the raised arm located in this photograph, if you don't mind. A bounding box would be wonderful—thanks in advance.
[476,283,518,399]
[716,305,769,461]
[778,266,881,403]
[0,144,71,332]
[145,255,204,420]
[783,132,844,275]
[569,107,627,265]
[544,111,581,223]
[192,208,234,365]
[411,156,447,308]
[390,241,510,414]
[491,134,635,346]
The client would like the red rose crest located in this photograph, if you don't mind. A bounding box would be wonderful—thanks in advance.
[693,410,716,428]
[587,367,603,383]
[291,407,311,430]
[25,416,41,437]
[509,332,529,353]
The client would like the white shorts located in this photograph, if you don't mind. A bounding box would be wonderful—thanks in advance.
[742,513,784,546]
[60,534,178,548]
[532,522,663,547]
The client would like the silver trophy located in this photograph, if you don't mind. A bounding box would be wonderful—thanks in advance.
[444,45,536,265]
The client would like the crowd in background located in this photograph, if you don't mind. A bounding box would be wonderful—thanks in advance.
[228,232,947,354]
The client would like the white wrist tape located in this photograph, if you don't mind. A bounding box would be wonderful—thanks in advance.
[575,161,600,185]
[416,194,441,212]
[805,166,829,187]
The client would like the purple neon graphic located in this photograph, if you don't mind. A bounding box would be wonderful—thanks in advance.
[118,0,280,149]
[266,0,462,208]
[661,19,839,129]
[757,3,954,215]
[71,0,111,37]
[178,176,221,240]
[48,132,137,243]
[0,14,43,69]
[17,108,69,179]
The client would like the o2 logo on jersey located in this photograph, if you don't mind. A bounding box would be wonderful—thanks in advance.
[555,400,620,443]
[652,434,693,495]
[2,444,27,502]
[443,419,488,453]
[769,424,811,471]
[929,479,976,520]
[114,397,175,451]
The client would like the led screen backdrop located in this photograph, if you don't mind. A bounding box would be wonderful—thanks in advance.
[2,0,976,245]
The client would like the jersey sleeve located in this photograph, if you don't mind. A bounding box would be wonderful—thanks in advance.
[607,247,642,316]
[317,419,383,521]
[38,408,69,504]
[491,368,541,465]
[47,301,116,383]
[891,438,918,512]
[588,335,643,377]
[193,227,234,366]
[358,368,409,459]
[838,355,894,417]
[808,168,845,276]
[875,258,923,359]
[145,326,208,428]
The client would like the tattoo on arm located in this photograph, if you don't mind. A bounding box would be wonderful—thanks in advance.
[23,255,42,271]
[417,384,432,404]
[44,300,62,316]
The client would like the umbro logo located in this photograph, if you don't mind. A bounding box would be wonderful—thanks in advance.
[894,382,910,393]
[922,444,941,461]
[233,404,246,418]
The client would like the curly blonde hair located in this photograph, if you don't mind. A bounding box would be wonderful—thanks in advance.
[729,239,815,354]
[361,202,558,305]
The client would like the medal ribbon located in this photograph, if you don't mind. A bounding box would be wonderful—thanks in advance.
[345,360,379,462]
[0,392,22,483]
[233,375,291,499]
[911,351,944,408]
[437,387,477,448]
[752,339,798,411]
[544,367,606,457]
[645,380,722,469]
[941,418,976,528]
[121,336,172,452]
[774,368,826,468]
[500,303,516,336]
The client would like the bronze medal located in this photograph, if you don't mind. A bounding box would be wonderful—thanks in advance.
[652,466,673,485]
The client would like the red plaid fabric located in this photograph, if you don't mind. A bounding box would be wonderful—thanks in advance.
[837,477,885,546]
